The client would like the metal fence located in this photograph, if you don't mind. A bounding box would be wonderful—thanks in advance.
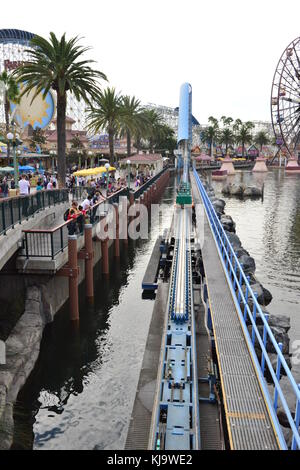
[22,187,129,259]
[133,167,168,199]
[0,189,69,236]
[193,168,300,450]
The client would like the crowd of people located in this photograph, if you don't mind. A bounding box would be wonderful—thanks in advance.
[0,172,58,197]
[66,189,106,235]
[0,167,153,200]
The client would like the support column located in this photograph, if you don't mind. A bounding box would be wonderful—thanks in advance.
[113,203,120,258]
[84,224,94,301]
[68,235,79,322]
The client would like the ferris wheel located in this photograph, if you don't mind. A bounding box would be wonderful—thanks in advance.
[0,28,88,131]
[271,36,300,158]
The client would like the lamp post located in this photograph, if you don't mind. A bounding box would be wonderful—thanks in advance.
[7,131,22,188]
[50,150,56,175]
[105,162,110,194]
[127,159,131,189]
[77,149,82,169]
[88,150,94,168]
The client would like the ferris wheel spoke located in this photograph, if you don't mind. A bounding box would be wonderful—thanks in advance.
[280,59,298,84]
[277,79,300,101]
[281,71,300,92]
[292,44,300,69]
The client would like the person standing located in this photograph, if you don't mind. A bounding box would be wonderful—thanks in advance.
[19,175,30,196]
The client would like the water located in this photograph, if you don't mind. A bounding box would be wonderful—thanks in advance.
[11,169,300,448]
[209,168,300,385]
[12,175,179,450]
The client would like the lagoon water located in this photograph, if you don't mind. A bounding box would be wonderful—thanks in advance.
[11,168,300,449]
[209,168,300,386]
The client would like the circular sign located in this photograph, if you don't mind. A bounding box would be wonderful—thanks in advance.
[10,83,55,129]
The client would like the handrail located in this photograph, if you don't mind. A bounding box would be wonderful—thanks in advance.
[0,189,69,236]
[22,187,129,259]
[133,167,168,199]
[193,168,300,450]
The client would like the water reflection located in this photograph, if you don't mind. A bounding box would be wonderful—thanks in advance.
[12,177,177,450]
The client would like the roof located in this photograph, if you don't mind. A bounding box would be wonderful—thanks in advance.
[45,130,88,143]
[52,116,76,124]
[0,29,35,44]
[119,153,162,164]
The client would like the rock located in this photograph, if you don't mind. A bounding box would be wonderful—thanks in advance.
[242,282,272,306]
[277,408,295,428]
[230,183,245,196]
[212,199,226,214]
[225,231,242,249]
[251,186,263,197]
[235,247,250,258]
[239,254,256,274]
[247,325,290,355]
[243,187,253,197]
[222,184,231,195]
[246,312,291,333]
[221,214,236,233]
[243,186,262,197]
[281,426,293,448]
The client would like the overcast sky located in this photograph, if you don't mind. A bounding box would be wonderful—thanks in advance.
[3,0,300,124]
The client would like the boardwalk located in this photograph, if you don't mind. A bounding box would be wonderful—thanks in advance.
[191,174,280,450]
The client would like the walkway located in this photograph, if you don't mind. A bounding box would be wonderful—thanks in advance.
[191,173,280,450]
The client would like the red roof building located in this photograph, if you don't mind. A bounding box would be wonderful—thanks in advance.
[45,116,89,151]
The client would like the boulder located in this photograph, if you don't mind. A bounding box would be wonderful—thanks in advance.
[247,325,290,355]
[221,214,236,233]
[239,254,256,274]
[222,184,231,195]
[246,311,290,332]
[230,184,245,196]
[235,247,250,258]
[241,282,272,307]
[225,231,242,249]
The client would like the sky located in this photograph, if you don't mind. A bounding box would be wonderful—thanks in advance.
[3,0,300,124]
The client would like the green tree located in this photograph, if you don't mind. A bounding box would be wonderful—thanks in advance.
[202,116,219,158]
[150,124,177,154]
[29,127,47,151]
[220,128,235,155]
[14,32,107,187]
[87,87,123,164]
[119,95,143,157]
[140,109,164,153]
[0,70,20,161]
[220,115,234,127]
[236,124,253,158]
[255,131,270,151]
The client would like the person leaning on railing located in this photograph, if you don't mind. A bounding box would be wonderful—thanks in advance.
[67,201,84,235]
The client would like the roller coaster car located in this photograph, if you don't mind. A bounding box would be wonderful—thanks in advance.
[176,182,192,206]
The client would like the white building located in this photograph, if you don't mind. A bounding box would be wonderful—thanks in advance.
[143,103,202,147]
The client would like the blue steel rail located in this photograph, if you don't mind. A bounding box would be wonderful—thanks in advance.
[149,207,200,450]
[193,169,300,450]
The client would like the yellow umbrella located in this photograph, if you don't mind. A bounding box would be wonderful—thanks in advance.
[73,166,116,177]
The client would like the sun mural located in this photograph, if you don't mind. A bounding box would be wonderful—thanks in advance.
[10,83,55,129]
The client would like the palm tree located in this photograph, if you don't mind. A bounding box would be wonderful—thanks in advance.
[201,126,219,158]
[141,109,164,153]
[29,127,47,151]
[220,128,235,155]
[14,32,107,187]
[255,131,270,151]
[119,95,143,156]
[236,124,253,158]
[0,70,20,161]
[220,116,234,127]
[87,87,123,164]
